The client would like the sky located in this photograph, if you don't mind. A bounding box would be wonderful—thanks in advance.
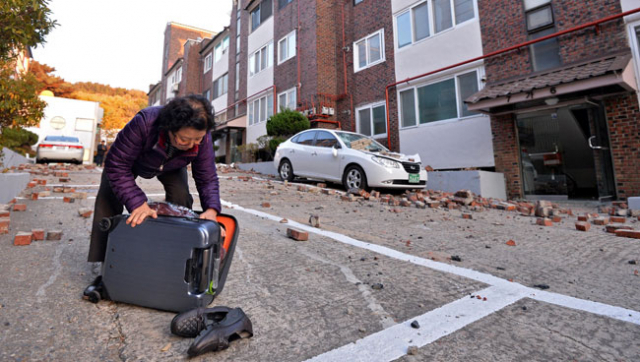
[32,0,233,93]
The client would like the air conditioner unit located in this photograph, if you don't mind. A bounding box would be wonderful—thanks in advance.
[172,83,179,93]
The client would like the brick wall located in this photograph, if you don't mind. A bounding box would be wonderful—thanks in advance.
[201,41,215,100]
[604,93,640,200]
[181,40,204,98]
[491,114,523,199]
[274,0,303,109]
[228,2,249,118]
[479,0,626,84]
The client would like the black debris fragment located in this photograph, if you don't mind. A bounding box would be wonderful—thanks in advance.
[410,320,420,329]
[533,284,550,290]
[371,283,384,290]
[451,255,462,262]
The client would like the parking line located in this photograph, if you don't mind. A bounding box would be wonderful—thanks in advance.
[220,199,640,327]
[306,285,529,362]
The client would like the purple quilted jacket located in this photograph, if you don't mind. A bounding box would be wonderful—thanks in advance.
[104,106,221,214]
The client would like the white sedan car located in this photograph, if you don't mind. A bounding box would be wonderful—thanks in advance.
[36,135,85,164]
[274,130,427,191]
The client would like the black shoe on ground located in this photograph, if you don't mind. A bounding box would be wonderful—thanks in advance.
[187,308,253,357]
[170,306,233,338]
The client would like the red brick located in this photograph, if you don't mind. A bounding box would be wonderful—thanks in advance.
[12,204,26,212]
[462,213,473,220]
[605,225,633,233]
[36,179,47,185]
[577,215,589,222]
[551,215,562,223]
[536,218,553,227]
[27,181,36,188]
[63,197,72,203]
[31,193,39,200]
[31,229,45,241]
[593,217,609,225]
[59,177,70,183]
[615,230,640,239]
[14,232,32,246]
[78,208,93,218]
[0,211,9,218]
[286,228,308,241]
[261,202,271,208]
[610,216,626,223]
[575,222,590,232]
[506,239,516,246]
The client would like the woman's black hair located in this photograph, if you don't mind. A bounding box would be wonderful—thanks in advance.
[156,94,215,133]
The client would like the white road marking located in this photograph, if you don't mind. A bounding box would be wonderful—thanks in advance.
[306,285,529,362]
[220,199,640,328]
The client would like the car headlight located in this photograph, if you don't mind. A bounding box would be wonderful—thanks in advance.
[371,156,400,168]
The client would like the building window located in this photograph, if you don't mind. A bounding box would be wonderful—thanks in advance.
[356,102,387,137]
[204,53,213,73]
[278,31,296,64]
[354,0,364,4]
[236,10,241,54]
[277,88,296,111]
[399,70,480,128]
[279,0,293,9]
[524,0,560,71]
[353,29,385,72]
[235,62,240,92]
[176,66,182,83]
[213,73,228,99]
[251,0,273,32]
[214,36,230,63]
[203,89,211,101]
[248,93,274,125]
[249,42,273,76]
[395,0,476,49]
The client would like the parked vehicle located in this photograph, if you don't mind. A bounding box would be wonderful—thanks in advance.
[273,130,427,191]
[36,135,84,164]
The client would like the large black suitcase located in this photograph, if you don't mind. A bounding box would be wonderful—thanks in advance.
[98,213,239,312]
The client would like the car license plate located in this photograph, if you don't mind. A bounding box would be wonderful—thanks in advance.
[408,174,420,184]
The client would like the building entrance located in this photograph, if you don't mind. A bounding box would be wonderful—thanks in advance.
[516,104,615,200]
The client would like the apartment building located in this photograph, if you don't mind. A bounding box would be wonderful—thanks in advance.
[465,0,640,201]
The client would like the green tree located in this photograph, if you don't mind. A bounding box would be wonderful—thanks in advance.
[0,65,46,129]
[0,0,57,61]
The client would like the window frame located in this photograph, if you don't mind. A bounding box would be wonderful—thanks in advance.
[278,30,297,65]
[627,21,640,93]
[398,68,483,130]
[176,66,182,83]
[355,101,388,138]
[248,93,274,126]
[277,87,297,111]
[353,29,386,73]
[394,0,477,50]
[278,0,293,9]
[250,0,273,32]
[213,73,228,99]
[249,42,274,77]
[525,1,559,72]
[204,53,213,73]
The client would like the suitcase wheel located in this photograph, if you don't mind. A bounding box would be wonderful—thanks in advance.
[99,217,112,232]
[85,290,102,303]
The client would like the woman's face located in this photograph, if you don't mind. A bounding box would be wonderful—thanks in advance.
[169,127,207,151]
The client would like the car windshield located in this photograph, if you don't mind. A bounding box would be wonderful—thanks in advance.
[44,136,80,143]
[335,132,388,152]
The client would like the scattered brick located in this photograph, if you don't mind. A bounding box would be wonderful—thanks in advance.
[36,179,47,185]
[38,191,51,197]
[261,202,271,208]
[63,197,73,203]
[462,213,473,220]
[78,208,93,218]
[606,225,633,233]
[46,230,63,240]
[27,181,37,188]
[340,195,351,202]
[317,183,327,188]
[12,204,26,212]
[309,214,320,228]
[610,216,626,223]
[614,229,640,239]
[14,232,32,246]
[593,217,609,225]
[31,229,45,241]
[59,177,70,183]
[414,201,426,209]
[31,193,39,200]
[0,211,9,218]
[279,218,288,223]
[53,187,64,193]
[551,215,562,223]
[506,239,516,246]
[536,218,553,227]
[577,215,589,222]
[72,192,88,200]
[62,188,76,193]
[286,228,308,241]
[399,200,412,207]
[575,222,590,232]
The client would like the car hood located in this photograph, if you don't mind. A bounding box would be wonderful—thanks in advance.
[361,150,422,163]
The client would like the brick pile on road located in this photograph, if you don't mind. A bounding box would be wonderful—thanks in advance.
[4,162,96,175]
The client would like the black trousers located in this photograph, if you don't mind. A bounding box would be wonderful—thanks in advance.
[87,168,193,262]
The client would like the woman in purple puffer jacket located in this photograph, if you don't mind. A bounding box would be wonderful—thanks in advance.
[87,95,222,262]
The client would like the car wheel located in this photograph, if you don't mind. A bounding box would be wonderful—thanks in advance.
[342,165,368,192]
[278,159,294,182]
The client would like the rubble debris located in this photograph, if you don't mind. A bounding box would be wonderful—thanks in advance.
[462,213,473,220]
[575,222,590,232]
[629,260,637,265]
[407,346,418,355]
[15,232,33,246]
[536,218,553,227]
[614,230,640,239]
[533,284,550,290]
[451,255,462,262]
[279,218,288,223]
[506,240,516,246]
[286,228,308,241]
[605,225,633,234]
[31,229,45,241]
[78,208,93,218]
[46,230,63,241]
[261,202,271,208]
[371,283,384,290]
[593,217,609,225]
[610,216,626,223]
[12,204,26,212]
[309,214,320,228]
[410,320,420,329]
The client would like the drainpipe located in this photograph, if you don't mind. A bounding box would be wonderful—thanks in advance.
[383,7,640,150]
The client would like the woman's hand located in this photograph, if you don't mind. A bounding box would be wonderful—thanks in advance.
[200,208,226,239]
[127,202,158,227]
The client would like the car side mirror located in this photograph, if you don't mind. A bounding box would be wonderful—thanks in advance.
[332,144,340,157]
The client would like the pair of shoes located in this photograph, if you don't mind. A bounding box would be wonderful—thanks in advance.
[170,307,253,357]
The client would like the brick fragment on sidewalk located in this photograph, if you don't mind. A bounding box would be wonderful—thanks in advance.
[261,202,271,208]
[614,229,640,239]
[462,213,473,220]
[593,217,609,225]
[506,239,516,246]
[536,218,553,226]
[72,192,88,200]
[14,232,32,246]
[27,181,37,188]
[577,215,589,222]
[309,214,320,228]
[610,216,626,223]
[575,222,590,232]
[46,230,63,240]
[551,215,562,223]
[605,225,633,234]
[12,204,26,212]
[0,217,9,234]
[59,177,70,182]
[31,229,45,241]
[286,228,308,241]
[31,193,39,200]
[78,208,93,218]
